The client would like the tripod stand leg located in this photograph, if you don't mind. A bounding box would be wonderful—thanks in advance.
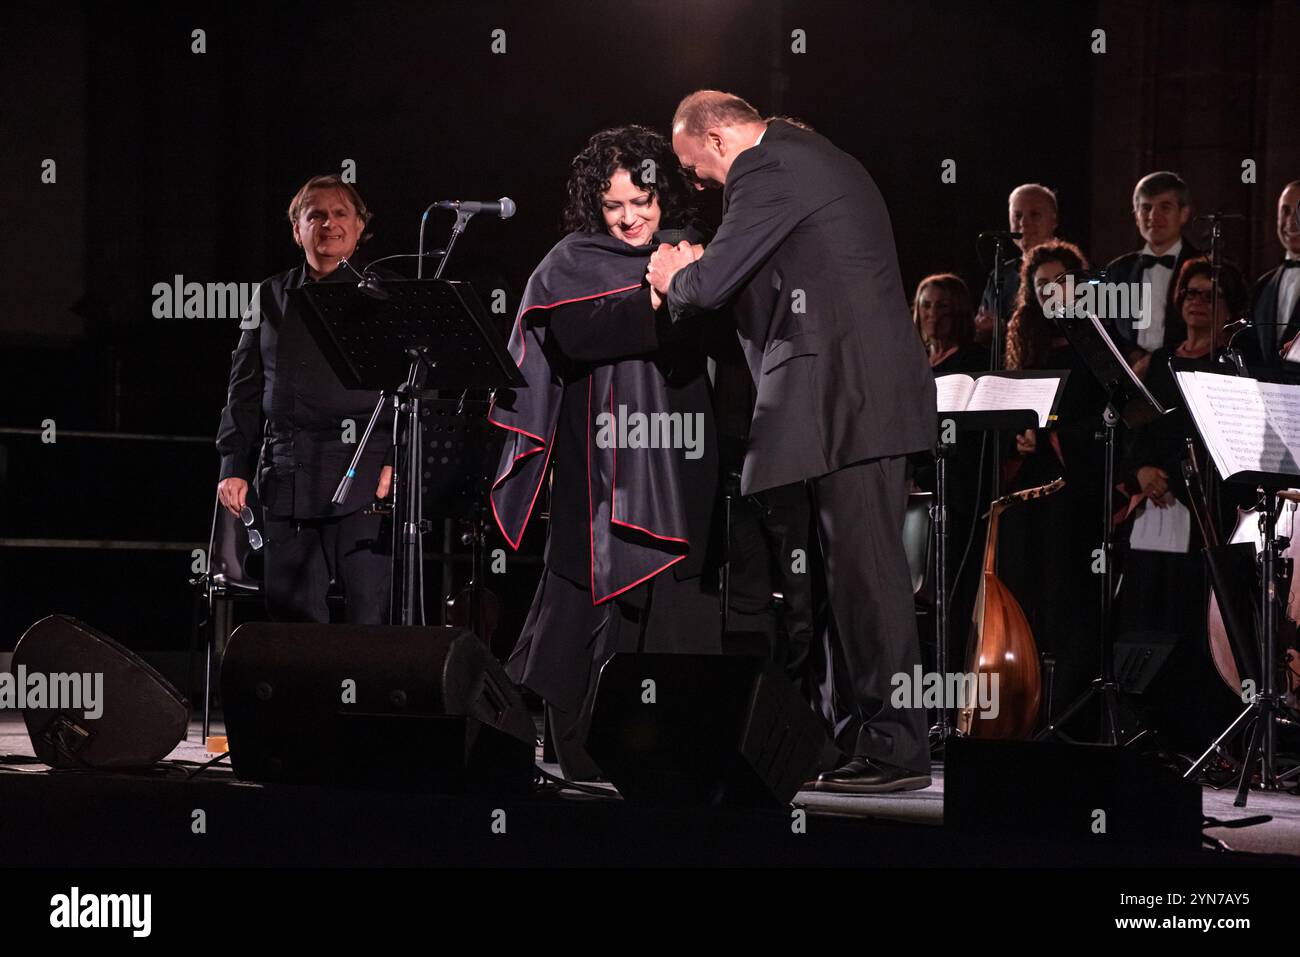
[1234,717,1262,808]
[1185,704,1253,779]
[1101,684,1123,745]
[1033,679,1098,741]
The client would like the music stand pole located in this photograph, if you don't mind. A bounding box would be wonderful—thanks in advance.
[988,237,1009,507]
[1033,402,1125,743]
[931,435,953,743]
[1185,488,1291,805]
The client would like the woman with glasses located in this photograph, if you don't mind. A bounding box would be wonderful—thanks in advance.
[1110,258,1250,748]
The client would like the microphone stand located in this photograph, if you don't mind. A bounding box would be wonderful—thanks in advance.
[418,205,472,279]
[988,234,1010,506]
[390,207,481,623]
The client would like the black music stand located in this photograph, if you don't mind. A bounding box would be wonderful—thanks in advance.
[418,396,505,637]
[294,279,522,626]
[1034,308,1167,746]
[932,369,1067,745]
[1174,363,1300,806]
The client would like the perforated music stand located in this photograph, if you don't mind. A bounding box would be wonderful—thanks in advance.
[294,279,522,626]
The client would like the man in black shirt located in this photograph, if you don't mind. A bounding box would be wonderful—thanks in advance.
[216,174,393,623]
[974,183,1059,351]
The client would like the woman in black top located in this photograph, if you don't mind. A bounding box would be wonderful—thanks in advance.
[910,273,988,665]
[913,272,989,375]
[1112,258,1250,748]
[489,126,720,779]
[998,240,1108,717]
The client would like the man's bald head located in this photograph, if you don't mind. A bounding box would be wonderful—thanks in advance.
[670,90,767,189]
[672,90,763,137]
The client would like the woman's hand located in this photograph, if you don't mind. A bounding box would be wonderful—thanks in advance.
[1136,465,1169,505]
[376,465,393,499]
[1015,429,1037,455]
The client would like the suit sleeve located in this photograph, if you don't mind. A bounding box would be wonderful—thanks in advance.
[546,286,660,362]
[667,155,800,322]
[215,323,264,482]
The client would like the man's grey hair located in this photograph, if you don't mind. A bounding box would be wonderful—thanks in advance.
[1009,183,1058,212]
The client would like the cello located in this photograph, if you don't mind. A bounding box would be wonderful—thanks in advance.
[1184,442,1300,697]
[957,476,1065,737]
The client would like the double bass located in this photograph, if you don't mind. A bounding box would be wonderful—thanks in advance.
[957,477,1065,737]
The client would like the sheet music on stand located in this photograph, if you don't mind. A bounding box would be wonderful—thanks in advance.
[1173,367,1300,486]
[934,369,1068,433]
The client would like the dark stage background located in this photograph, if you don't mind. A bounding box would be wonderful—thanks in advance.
[1,0,1297,678]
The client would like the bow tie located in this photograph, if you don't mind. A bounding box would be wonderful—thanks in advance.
[1282,259,1300,269]
[1139,254,1176,270]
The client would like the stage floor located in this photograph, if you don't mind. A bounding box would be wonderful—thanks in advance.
[1,713,1297,866]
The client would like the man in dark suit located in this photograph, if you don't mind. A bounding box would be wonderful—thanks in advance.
[1244,180,1300,365]
[1104,171,1201,378]
[216,174,393,624]
[647,91,936,792]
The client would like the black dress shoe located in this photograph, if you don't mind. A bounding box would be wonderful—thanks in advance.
[815,757,932,794]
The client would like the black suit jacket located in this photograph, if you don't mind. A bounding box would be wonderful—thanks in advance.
[1244,262,1300,366]
[666,120,935,495]
[1103,240,1201,356]
[215,262,395,519]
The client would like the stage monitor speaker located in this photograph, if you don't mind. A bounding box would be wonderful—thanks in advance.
[220,623,535,792]
[945,738,1202,849]
[12,615,189,769]
[586,653,826,807]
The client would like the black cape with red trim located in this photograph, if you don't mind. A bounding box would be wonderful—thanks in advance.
[488,230,698,604]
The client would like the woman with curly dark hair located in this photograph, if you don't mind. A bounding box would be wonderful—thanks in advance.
[998,239,1109,721]
[489,125,720,779]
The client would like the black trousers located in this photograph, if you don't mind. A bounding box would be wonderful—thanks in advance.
[508,566,720,781]
[262,508,391,624]
[807,455,930,774]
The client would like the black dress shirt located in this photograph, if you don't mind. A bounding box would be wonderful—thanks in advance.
[216,261,395,519]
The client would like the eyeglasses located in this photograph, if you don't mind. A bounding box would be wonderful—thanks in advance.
[1183,288,1216,302]
[239,506,263,550]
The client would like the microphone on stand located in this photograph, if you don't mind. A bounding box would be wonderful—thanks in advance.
[978,230,1023,241]
[1222,319,1294,374]
[433,197,517,219]
[418,197,517,278]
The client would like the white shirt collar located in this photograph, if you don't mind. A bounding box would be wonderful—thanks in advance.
[1140,238,1183,260]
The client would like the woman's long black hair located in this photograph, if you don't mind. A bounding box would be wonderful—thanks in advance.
[561,124,697,235]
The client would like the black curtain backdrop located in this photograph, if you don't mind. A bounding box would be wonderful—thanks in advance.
[1,0,1295,658]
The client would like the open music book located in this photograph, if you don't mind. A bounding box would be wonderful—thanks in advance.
[1174,370,1300,483]
[935,372,1066,428]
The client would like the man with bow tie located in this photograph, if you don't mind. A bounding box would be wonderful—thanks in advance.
[1104,171,1202,379]
[1245,180,1300,366]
